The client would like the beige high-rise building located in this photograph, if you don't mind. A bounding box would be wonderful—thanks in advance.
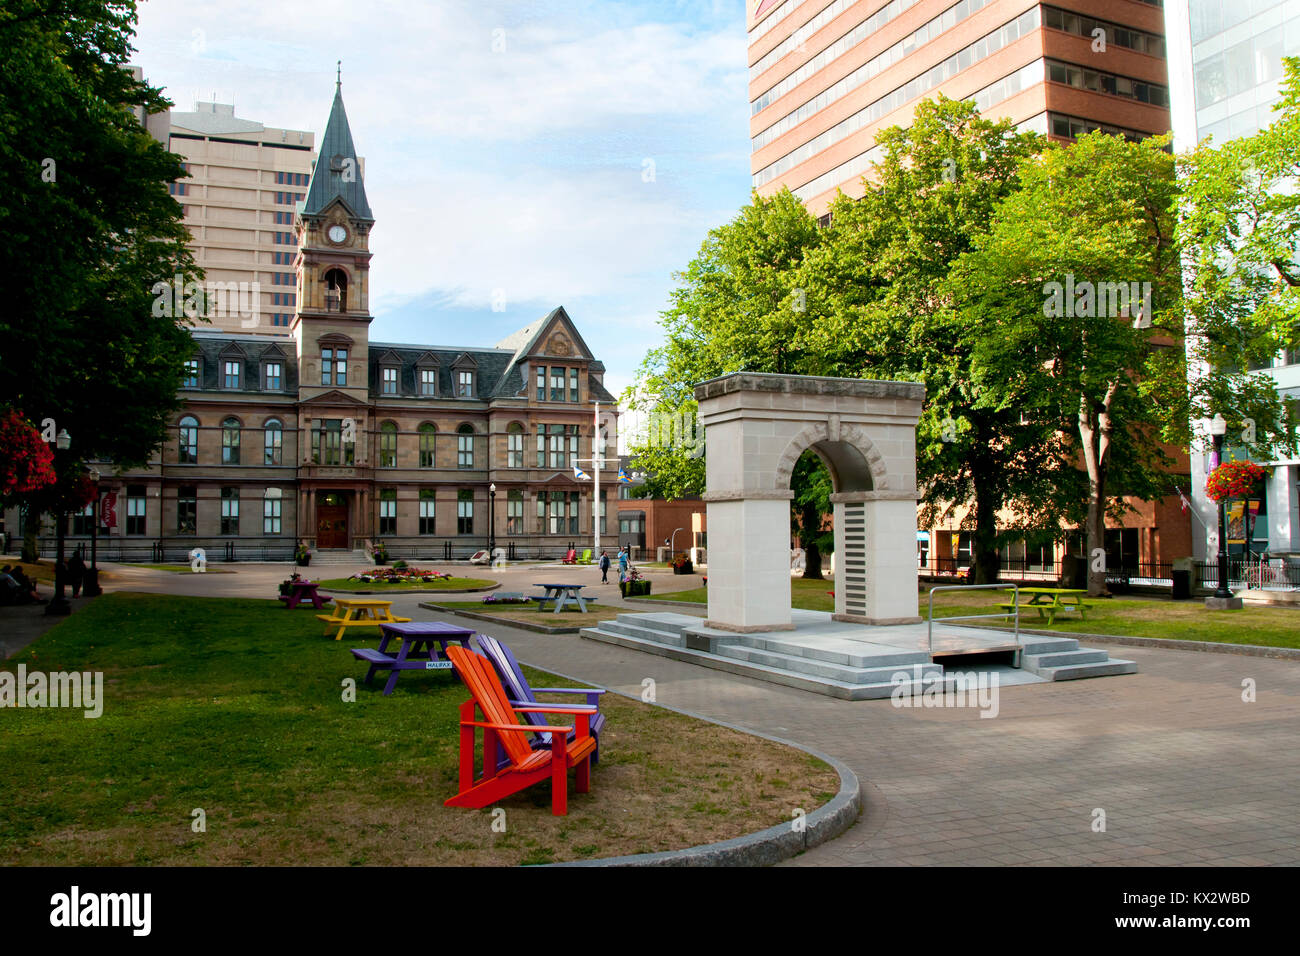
[166,101,318,335]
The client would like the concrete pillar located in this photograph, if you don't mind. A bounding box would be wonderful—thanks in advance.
[704,496,795,632]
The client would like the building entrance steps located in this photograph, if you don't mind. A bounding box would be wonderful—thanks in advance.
[581,610,1136,700]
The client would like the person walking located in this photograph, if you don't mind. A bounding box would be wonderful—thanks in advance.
[617,546,629,579]
[67,551,86,598]
[598,550,611,583]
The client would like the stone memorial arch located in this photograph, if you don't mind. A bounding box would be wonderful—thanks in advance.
[695,372,925,632]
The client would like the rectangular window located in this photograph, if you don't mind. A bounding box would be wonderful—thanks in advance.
[506,489,523,534]
[550,368,565,402]
[72,503,94,536]
[264,423,282,465]
[597,489,607,534]
[507,428,523,468]
[420,368,437,395]
[322,348,333,386]
[183,359,199,387]
[382,367,398,394]
[311,419,354,466]
[126,485,146,536]
[264,362,282,390]
[263,496,281,534]
[568,491,579,534]
[457,370,473,397]
[321,348,347,387]
[457,489,474,534]
[536,366,546,401]
[220,487,240,535]
[569,367,579,403]
[223,361,240,389]
[177,486,197,535]
[419,489,436,535]
[379,489,397,535]
[458,430,474,468]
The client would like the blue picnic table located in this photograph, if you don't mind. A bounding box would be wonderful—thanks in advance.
[531,583,592,613]
[351,621,475,696]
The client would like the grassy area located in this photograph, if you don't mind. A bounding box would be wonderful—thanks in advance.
[1,560,56,584]
[434,599,622,629]
[0,593,837,865]
[656,577,836,612]
[925,587,1300,649]
[317,576,496,592]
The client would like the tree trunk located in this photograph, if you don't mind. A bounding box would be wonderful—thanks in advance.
[803,541,823,580]
[21,506,40,563]
[1079,385,1117,598]
[799,501,825,580]
[970,450,1001,585]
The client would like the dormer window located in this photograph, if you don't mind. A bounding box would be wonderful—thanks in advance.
[381,366,398,395]
[184,359,200,388]
[420,368,437,395]
[457,370,474,398]
[223,360,241,389]
[264,361,282,391]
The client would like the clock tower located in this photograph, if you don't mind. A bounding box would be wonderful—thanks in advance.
[293,71,374,404]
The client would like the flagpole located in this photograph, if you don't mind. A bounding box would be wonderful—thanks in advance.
[593,400,601,558]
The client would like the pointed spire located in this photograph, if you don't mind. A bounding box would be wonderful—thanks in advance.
[302,75,372,221]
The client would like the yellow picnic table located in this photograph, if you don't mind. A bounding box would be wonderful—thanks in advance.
[317,597,411,640]
[997,587,1091,627]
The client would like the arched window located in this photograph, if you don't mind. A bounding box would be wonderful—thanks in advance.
[457,424,475,469]
[324,268,348,312]
[379,421,398,468]
[506,422,524,468]
[179,416,199,463]
[221,417,241,464]
[418,423,437,468]
[264,418,283,466]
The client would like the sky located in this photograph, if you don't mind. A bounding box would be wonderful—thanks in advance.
[131,0,755,425]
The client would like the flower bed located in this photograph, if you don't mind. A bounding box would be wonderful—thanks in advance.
[481,593,532,604]
[349,567,451,584]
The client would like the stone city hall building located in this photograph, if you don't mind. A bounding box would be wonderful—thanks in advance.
[18,82,619,562]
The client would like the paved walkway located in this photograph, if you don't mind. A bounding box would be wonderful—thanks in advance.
[12,561,1300,865]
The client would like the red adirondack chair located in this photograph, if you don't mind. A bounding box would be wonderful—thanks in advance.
[444,645,597,816]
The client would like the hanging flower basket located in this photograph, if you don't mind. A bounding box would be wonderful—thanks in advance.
[1205,460,1269,502]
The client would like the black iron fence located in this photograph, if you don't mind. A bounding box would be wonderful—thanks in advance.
[1197,557,1300,591]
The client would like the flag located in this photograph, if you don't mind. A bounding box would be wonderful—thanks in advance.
[1177,488,1190,514]
[573,464,590,480]
[618,467,632,484]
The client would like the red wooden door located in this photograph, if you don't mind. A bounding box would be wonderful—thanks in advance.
[317,504,349,549]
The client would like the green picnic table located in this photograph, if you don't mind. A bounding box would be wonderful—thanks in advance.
[997,587,1092,626]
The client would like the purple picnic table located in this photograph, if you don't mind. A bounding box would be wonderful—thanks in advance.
[351,621,476,696]
[278,580,332,610]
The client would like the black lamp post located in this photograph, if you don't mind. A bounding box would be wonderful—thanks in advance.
[488,483,496,557]
[1209,413,1234,602]
[84,466,102,597]
[45,429,73,616]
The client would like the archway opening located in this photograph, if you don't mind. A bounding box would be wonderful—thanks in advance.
[787,440,874,586]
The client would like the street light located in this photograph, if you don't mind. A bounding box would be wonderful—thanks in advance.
[1208,413,1234,604]
[45,429,72,616]
[84,466,102,597]
[669,527,684,560]
[488,483,496,557]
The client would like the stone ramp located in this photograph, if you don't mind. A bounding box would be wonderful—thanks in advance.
[580,611,1136,699]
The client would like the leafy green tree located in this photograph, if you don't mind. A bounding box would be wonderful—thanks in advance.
[798,97,1051,584]
[0,0,201,481]
[1177,56,1300,453]
[623,189,834,573]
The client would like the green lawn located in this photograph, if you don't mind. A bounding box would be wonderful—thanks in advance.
[0,593,837,865]
[434,599,622,629]
[655,578,1299,648]
[316,576,496,592]
[656,577,836,612]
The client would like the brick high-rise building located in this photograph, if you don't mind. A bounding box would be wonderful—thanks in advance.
[749,0,1173,217]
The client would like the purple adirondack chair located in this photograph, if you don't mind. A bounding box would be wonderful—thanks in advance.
[475,634,606,764]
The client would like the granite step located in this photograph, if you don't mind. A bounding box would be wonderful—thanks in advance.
[746,635,932,669]
[715,643,944,684]
[1031,657,1139,680]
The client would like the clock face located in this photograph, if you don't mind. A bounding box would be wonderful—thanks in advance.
[328,225,347,243]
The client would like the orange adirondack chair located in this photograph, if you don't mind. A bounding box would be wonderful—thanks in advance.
[444,645,597,816]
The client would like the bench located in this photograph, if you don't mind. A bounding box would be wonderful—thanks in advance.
[279,593,332,607]
[529,595,598,606]
[996,601,1091,627]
